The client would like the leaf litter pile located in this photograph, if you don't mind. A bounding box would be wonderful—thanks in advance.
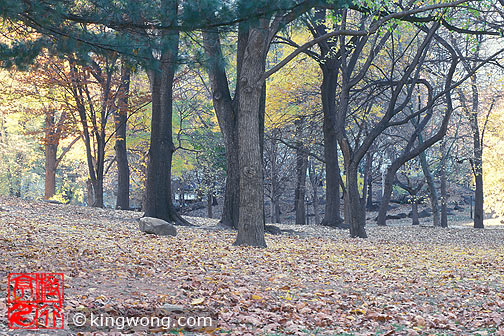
[0,196,503,336]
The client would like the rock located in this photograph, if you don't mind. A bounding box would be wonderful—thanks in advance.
[44,199,65,205]
[408,209,432,219]
[159,304,185,313]
[454,204,464,211]
[139,217,177,236]
[265,225,282,235]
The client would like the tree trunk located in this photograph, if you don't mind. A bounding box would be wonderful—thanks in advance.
[202,30,239,229]
[308,158,320,225]
[469,77,484,228]
[270,135,281,224]
[320,66,342,227]
[366,178,373,209]
[44,143,57,200]
[361,151,372,207]
[440,140,448,228]
[114,62,131,210]
[207,191,213,218]
[143,11,189,225]
[377,166,397,226]
[419,135,440,227]
[294,118,307,225]
[411,200,420,225]
[346,164,367,238]
[233,23,268,247]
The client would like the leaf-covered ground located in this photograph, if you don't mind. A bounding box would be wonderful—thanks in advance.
[0,196,503,336]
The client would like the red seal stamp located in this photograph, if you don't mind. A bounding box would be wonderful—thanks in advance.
[8,273,64,329]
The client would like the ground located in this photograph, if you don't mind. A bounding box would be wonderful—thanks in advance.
[0,196,503,336]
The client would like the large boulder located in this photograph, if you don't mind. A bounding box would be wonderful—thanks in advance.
[139,217,177,236]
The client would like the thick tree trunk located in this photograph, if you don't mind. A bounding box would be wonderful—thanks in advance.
[44,143,57,200]
[320,66,342,227]
[114,63,131,210]
[233,24,267,247]
[143,15,189,225]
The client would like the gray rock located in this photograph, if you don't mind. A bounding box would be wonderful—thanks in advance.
[265,225,282,235]
[139,217,177,236]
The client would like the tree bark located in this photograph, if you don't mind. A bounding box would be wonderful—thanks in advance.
[143,2,189,225]
[411,200,420,225]
[469,76,484,228]
[114,62,131,210]
[202,30,239,229]
[44,143,57,200]
[440,139,448,228]
[346,163,367,238]
[320,66,343,227]
[233,22,268,247]
[207,191,213,218]
[308,158,321,225]
[419,134,441,227]
[294,118,307,225]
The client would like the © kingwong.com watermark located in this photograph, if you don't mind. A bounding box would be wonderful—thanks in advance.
[69,311,215,332]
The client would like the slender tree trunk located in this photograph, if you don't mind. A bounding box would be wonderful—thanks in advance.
[308,158,320,225]
[469,76,484,228]
[377,166,398,226]
[294,118,307,225]
[411,199,420,225]
[419,135,440,227]
[202,30,239,229]
[270,135,281,224]
[207,191,213,218]
[440,140,448,228]
[361,151,372,206]
[366,178,373,209]
[114,62,131,210]
[44,143,57,200]
[143,7,189,225]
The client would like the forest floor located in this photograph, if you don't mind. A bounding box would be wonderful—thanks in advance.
[0,196,503,336]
